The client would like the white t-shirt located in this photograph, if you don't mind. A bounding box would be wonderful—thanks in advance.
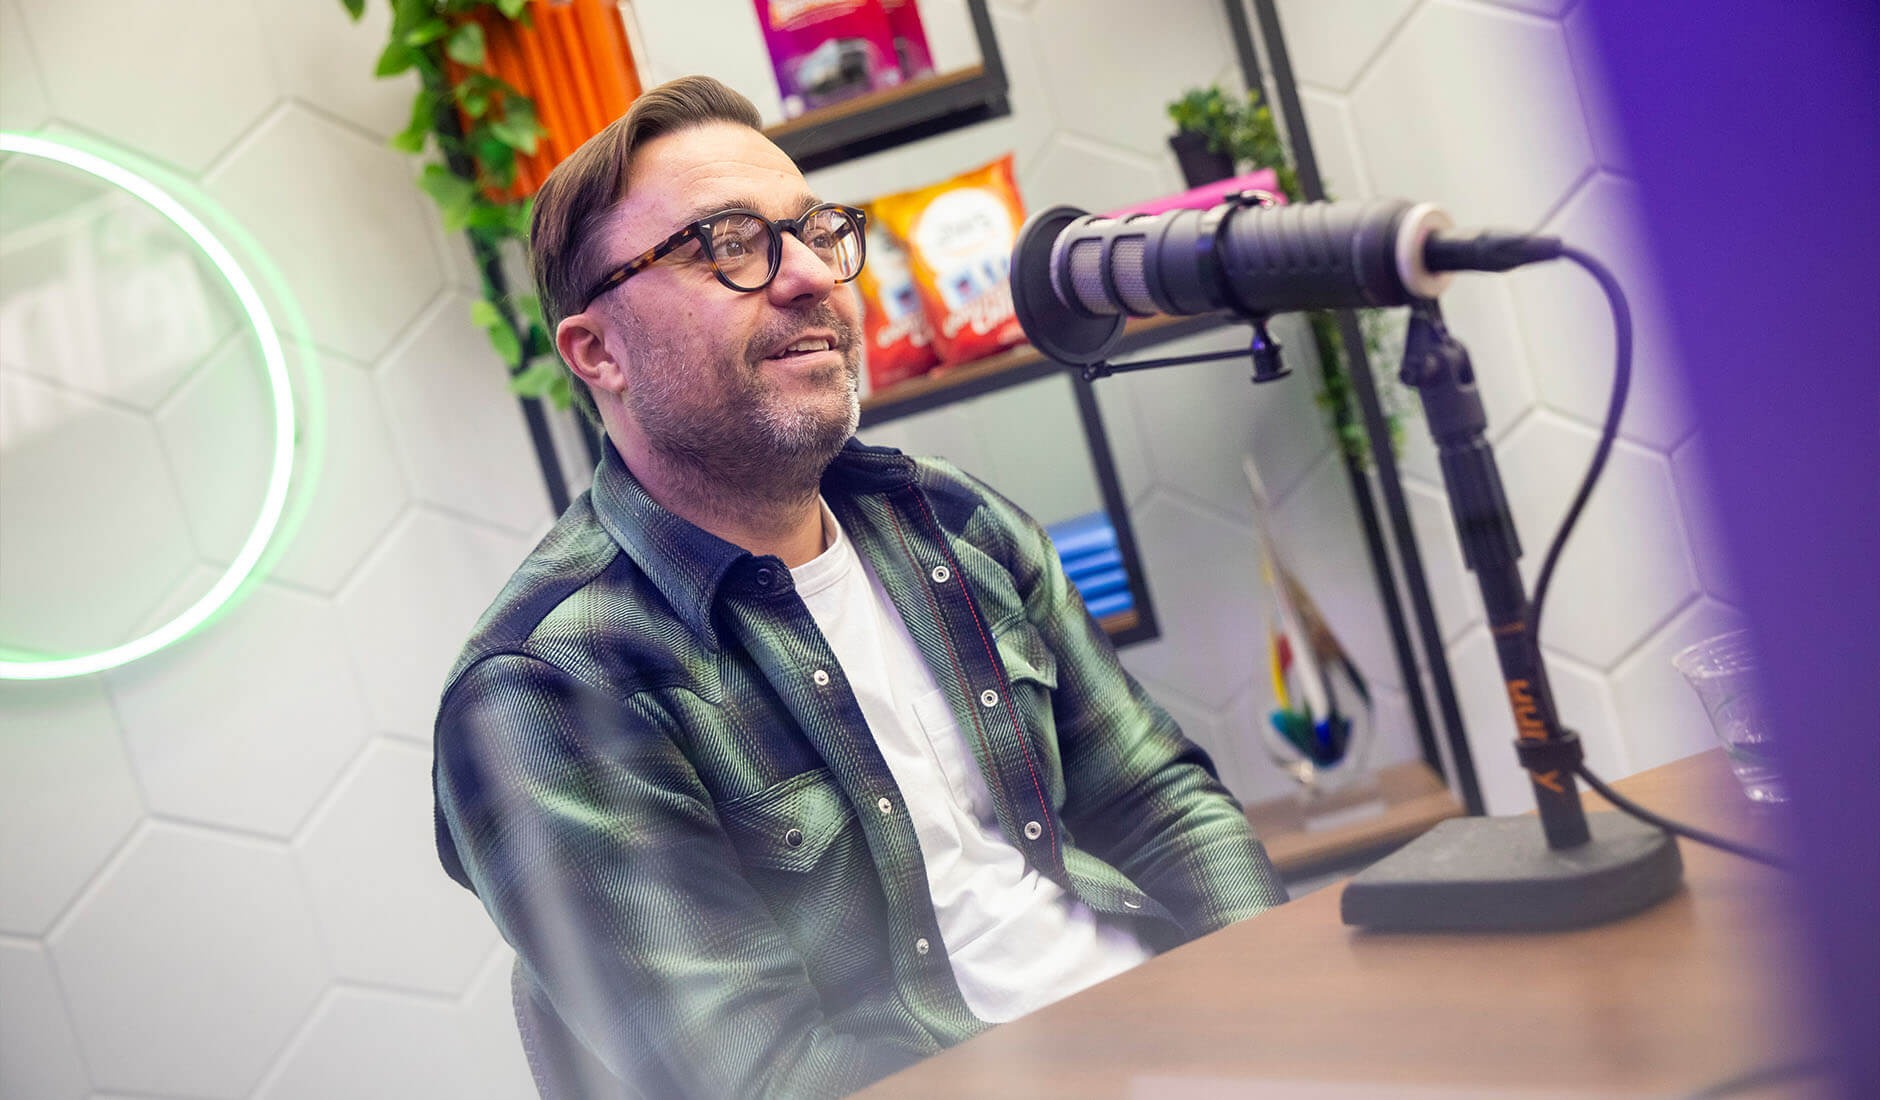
[791,501,1152,1023]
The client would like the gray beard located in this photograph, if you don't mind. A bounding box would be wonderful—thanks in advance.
[613,297,861,519]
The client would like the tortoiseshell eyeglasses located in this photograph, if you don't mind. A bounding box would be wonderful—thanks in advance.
[581,202,867,308]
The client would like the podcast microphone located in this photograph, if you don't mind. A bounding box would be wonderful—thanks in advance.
[1009,196,1561,365]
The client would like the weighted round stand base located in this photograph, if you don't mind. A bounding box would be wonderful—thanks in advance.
[1340,811,1683,932]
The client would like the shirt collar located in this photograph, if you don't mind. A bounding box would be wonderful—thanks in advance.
[589,437,918,641]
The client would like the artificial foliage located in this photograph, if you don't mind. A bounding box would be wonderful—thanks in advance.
[342,0,573,409]
[1168,86,1407,463]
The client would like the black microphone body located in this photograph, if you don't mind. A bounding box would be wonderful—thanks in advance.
[1010,196,1552,366]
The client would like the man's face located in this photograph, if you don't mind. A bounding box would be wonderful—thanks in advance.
[596,121,864,486]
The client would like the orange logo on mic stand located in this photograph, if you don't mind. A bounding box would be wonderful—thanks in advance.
[1506,679,1564,792]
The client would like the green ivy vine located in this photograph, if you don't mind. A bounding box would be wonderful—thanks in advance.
[341,0,573,409]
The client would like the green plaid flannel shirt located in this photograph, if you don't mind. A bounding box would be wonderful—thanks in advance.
[433,438,1285,1099]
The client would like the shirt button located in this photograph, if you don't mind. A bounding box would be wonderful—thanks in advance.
[812,669,830,686]
[754,567,774,588]
[1023,820,1043,840]
[784,828,804,848]
[876,796,893,816]
[915,937,931,956]
[930,564,951,583]
[979,689,999,708]
[1123,899,1143,910]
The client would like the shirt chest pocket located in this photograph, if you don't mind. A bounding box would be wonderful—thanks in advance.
[717,767,857,873]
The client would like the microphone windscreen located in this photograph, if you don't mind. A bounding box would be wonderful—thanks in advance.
[1010,205,1124,365]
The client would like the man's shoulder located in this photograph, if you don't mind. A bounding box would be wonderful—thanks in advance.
[439,494,689,709]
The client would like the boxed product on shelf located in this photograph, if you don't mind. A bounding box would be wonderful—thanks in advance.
[753,0,904,118]
[867,152,1029,368]
[855,214,941,392]
[881,0,934,80]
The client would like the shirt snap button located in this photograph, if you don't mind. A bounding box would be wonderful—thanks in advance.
[1023,820,1043,840]
[876,796,893,815]
[784,828,804,848]
[812,669,830,686]
[1123,899,1143,910]
[979,689,999,708]
[915,937,930,956]
[930,565,951,583]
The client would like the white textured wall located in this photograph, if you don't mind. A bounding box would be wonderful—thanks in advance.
[0,0,1741,1096]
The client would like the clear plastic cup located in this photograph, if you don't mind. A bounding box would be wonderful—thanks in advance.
[1672,629,1784,803]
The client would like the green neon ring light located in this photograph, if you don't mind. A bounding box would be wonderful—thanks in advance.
[0,132,296,680]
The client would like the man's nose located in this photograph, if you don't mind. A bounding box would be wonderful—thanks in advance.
[766,230,837,306]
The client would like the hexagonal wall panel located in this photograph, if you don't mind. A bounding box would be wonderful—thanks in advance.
[1562,2,1631,174]
[1401,478,1483,646]
[961,373,1101,529]
[1447,626,1631,815]
[1272,0,1418,92]
[1091,381,1154,510]
[1508,174,1695,450]
[15,0,277,173]
[1349,0,1593,229]
[1269,451,1406,694]
[105,582,372,838]
[204,104,444,365]
[1022,134,1173,221]
[256,0,417,140]
[377,293,552,536]
[1116,492,1262,710]
[1669,436,1742,605]
[48,823,328,1098]
[1031,0,1233,160]
[0,677,143,935]
[158,342,409,594]
[255,988,495,1100]
[1298,88,1371,200]
[336,509,536,740]
[1610,599,1750,775]
[632,0,783,123]
[0,0,50,133]
[0,940,90,1100]
[0,155,241,411]
[296,740,496,996]
[458,945,541,1100]
[1101,316,1333,525]
[0,372,197,659]
[858,404,989,476]
[1496,412,1698,668]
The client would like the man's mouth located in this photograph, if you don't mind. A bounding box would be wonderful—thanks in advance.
[763,334,840,363]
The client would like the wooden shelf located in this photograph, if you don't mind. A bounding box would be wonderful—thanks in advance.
[858,314,1224,427]
[763,63,1009,173]
[1244,760,1463,876]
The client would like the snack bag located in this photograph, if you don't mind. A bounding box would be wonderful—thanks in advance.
[753,0,902,118]
[869,154,1028,366]
[881,0,933,80]
[854,216,940,391]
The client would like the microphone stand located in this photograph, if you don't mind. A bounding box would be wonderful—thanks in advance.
[1337,300,1682,931]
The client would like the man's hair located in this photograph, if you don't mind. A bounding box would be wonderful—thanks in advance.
[529,75,764,429]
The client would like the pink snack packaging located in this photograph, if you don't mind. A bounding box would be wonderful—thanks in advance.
[881,0,933,80]
[753,0,903,118]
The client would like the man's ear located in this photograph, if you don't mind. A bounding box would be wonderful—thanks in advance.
[556,311,627,397]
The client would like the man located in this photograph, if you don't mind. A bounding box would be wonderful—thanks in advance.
[433,75,1286,1099]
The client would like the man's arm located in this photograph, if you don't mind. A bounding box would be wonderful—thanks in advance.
[435,653,928,1099]
[973,484,1289,936]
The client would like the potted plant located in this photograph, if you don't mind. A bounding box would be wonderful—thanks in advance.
[1165,86,1241,188]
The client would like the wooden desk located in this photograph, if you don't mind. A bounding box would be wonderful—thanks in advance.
[1246,761,1464,877]
[856,751,1818,1098]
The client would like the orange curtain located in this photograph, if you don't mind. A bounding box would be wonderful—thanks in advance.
[449,0,643,202]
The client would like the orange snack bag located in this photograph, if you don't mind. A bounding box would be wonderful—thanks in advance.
[854,214,940,391]
[868,154,1027,365]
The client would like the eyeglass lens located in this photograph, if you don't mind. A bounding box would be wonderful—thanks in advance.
[708,208,863,290]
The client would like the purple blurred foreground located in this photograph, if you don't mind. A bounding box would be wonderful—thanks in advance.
[1584,2,1880,1094]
